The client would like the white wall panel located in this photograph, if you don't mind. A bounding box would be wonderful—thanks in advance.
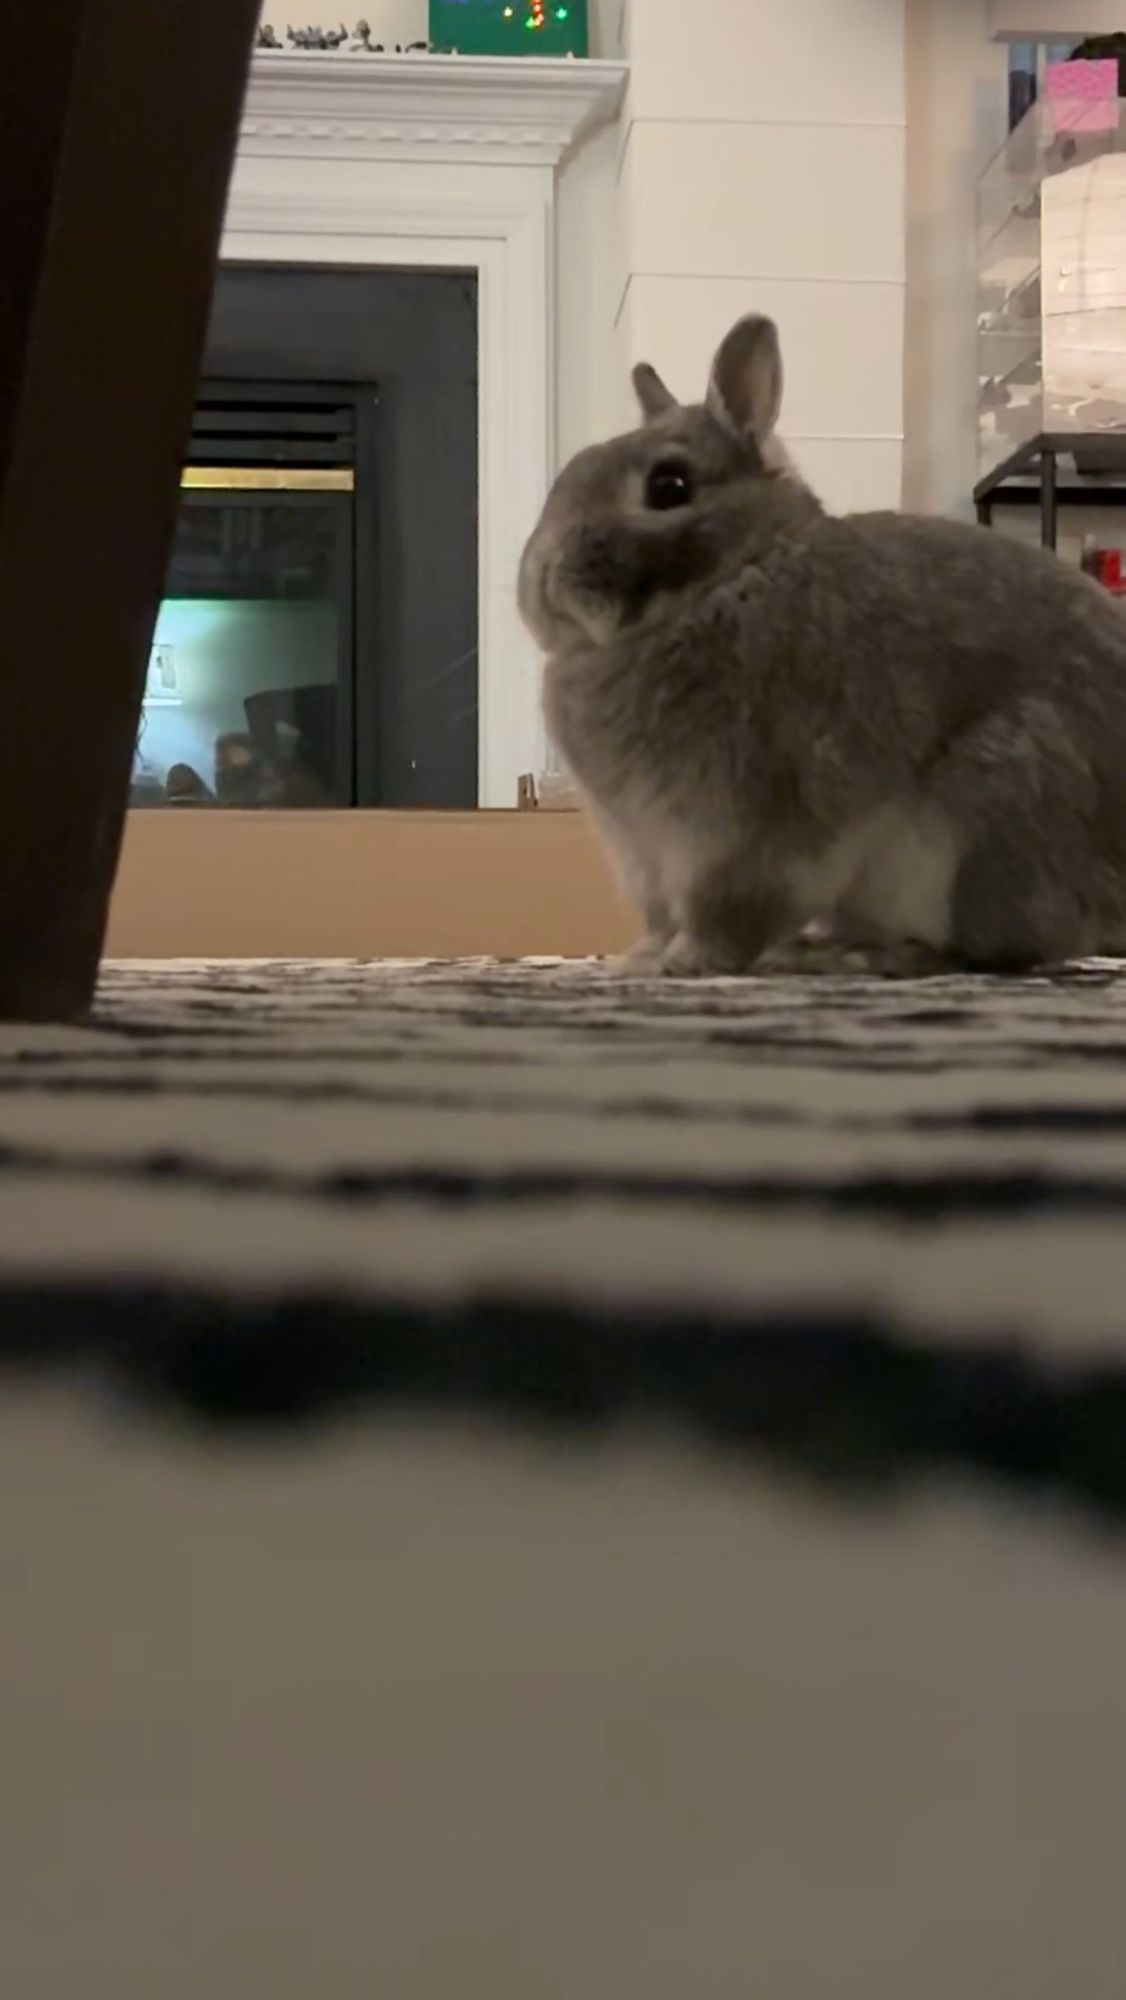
[622,121,906,285]
[627,0,907,126]
[623,274,905,445]
[619,0,907,510]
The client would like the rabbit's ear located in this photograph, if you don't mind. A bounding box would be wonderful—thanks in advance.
[632,361,678,422]
[707,315,783,444]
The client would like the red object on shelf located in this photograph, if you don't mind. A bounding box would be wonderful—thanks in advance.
[1078,542,1126,597]
[1082,546,1125,593]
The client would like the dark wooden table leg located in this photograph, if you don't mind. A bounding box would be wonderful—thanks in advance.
[1040,447,1058,552]
[0,0,259,1021]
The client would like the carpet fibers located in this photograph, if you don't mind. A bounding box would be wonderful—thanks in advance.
[3,955,1126,1522]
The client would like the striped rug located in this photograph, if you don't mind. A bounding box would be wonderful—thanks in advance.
[3,954,1126,1527]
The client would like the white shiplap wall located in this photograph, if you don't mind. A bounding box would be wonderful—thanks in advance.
[903,0,1008,519]
[989,0,1125,35]
[616,0,908,513]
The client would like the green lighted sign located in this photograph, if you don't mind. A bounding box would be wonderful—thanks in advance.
[429,0,589,58]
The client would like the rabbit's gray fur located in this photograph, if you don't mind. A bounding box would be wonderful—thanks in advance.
[519,314,1126,973]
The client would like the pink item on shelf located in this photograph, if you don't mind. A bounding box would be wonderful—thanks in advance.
[1044,58,1119,135]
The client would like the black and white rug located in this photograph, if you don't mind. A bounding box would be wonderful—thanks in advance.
[4,955,1126,1526]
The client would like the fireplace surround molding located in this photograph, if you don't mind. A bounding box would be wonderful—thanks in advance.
[225,51,627,806]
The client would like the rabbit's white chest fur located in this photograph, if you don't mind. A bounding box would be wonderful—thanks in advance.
[786,807,961,950]
[599,781,960,956]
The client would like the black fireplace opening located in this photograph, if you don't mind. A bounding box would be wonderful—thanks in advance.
[132,265,479,811]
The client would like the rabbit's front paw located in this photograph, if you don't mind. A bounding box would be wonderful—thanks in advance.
[606,936,667,977]
[659,932,736,979]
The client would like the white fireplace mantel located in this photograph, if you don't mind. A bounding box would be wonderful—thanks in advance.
[241,49,627,168]
[224,52,627,805]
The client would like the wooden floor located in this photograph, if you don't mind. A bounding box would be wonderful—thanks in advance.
[107,809,634,960]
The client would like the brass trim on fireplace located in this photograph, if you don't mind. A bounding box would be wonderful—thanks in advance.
[180,467,355,492]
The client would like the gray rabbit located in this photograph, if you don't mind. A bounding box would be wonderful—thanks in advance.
[519,314,1126,974]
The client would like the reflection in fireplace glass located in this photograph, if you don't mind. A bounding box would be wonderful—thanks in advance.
[131,490,348,804]
[131,475,352,808]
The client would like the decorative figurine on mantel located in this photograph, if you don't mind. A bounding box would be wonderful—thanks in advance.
[256,4,593,57]
[255,20,432,54]
[287,23,350,49]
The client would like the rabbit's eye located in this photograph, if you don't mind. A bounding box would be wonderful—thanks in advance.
[645,461,695,512]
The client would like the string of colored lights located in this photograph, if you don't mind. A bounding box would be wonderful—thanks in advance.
[500,2,572,26]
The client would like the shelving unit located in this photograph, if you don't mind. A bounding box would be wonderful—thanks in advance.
[975,432,1126,550]
[976,97,1126,528]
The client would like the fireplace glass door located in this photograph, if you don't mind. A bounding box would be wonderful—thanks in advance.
[131,389,357,809]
